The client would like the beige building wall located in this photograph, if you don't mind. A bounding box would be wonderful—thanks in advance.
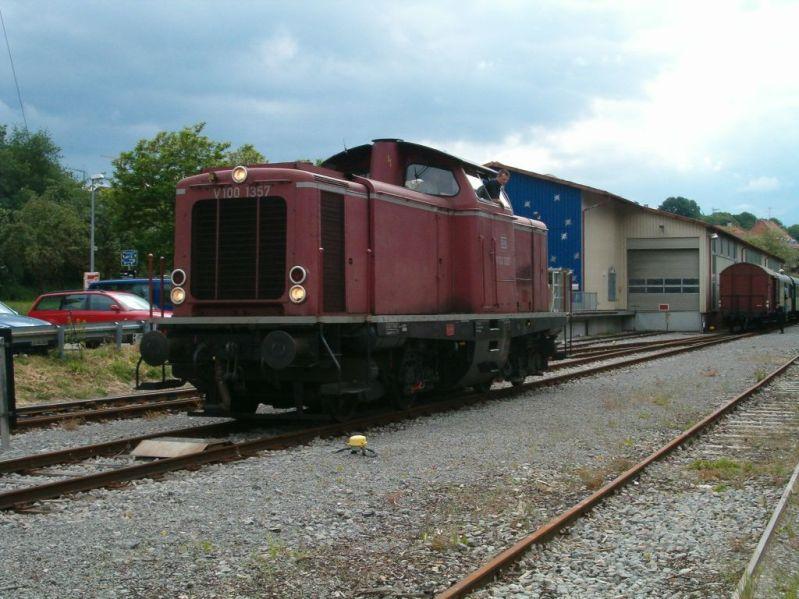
[582,192,626,310]
[580,193,784,317]
[582,197,713,313]
[621,207,710,313]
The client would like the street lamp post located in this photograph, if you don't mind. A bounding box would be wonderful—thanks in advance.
[90,174,105,273]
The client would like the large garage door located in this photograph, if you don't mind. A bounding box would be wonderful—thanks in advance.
[628,249,699,310]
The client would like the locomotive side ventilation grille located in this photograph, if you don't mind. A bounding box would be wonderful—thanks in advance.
[320,192,345,312]
[191,197,286,300]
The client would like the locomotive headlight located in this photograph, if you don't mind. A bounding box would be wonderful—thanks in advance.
[171,268,187,286]
[289,285,307,304]
[289,265,307,284]
[231,165,248,184]
[170,286,186,305]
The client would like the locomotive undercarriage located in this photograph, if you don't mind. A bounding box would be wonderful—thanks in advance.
[140,318,558,421]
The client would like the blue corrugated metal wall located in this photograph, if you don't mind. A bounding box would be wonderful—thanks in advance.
[504,174,583,289]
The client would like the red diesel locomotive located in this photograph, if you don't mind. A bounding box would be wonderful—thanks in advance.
[139,139,566,419]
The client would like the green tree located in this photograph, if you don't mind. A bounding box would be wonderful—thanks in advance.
[701,212,740,227]
[106,123,266,267]
[0,125,67,211]
[748,228,799,271]
[659,196,701,219]
[226,143,266,166]
[734,211,757,229]
[787,224,799,241]
[0,197,87,289]
[0,125,91,296]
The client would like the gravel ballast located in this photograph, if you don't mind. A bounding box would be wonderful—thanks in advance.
[0,329,796,597]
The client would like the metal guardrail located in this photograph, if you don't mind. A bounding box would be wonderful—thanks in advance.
[9,320,153,356]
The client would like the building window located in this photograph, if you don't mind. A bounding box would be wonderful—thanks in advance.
[628,277,700,294]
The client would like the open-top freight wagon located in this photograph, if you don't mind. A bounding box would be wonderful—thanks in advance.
[139,139,566,419]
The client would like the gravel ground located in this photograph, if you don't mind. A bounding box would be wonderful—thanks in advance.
[474,367,799,598]
[0,413,231,461]
[748,468,799,597]
[0,329,796,598]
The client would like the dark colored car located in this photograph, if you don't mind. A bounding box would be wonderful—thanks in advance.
[28,290,172,325]
[0,300,54,353]
[88,278,173,310]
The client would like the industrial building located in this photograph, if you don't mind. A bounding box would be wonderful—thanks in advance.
[489,162,786,332]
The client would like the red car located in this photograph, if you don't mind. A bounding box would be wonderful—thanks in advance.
[28,290,172,325]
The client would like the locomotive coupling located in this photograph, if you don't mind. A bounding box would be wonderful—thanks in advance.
[140,330,169,366]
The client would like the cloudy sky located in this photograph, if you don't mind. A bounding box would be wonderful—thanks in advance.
[2,0,798,225]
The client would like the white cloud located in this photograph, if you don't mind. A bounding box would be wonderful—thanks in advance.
[426,0,799,199]
[739,176,780,193]
[253,31,299,71]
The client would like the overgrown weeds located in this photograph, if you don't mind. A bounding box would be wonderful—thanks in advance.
[13,343,168,404]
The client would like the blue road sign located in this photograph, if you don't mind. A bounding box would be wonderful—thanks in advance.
[121,249,138,267]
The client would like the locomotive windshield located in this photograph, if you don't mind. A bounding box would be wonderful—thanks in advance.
[404,164,459,196]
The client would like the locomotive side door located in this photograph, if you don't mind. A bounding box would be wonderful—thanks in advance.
[492,216,516,312]
[436,212,452,312]
[479,215,497,310]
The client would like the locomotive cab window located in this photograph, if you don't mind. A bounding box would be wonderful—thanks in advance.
[467,172,511,210]
[404,164,459,197]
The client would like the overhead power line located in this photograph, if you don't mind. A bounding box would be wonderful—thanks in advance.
[0,6,28,130]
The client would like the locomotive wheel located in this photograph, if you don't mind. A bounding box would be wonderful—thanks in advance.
[388,381,416,410]
[325,395,357,422]
[473,381,492,393]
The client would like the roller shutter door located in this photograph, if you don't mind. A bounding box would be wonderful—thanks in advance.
[627,249,699,311]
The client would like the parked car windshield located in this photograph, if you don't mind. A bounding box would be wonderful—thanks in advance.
[114,294,153,311]
[0,301,16,315]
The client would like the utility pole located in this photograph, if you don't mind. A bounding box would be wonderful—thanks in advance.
[89,174,105,273]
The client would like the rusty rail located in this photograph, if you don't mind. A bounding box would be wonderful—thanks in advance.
[0,330,762,511]
[436,352,799,598]
[13,388,199,430]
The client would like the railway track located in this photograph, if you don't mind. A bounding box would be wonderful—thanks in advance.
[436,352,799,598]
[12,388,202,430]
[558,330,661,351]
[549,333,724,370]
[0,329,761,512]
[563,332,712,357]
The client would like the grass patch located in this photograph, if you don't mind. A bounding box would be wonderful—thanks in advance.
[686,457,792,485]
[754,368,767,382]
[777,573,799,599]
[575,457,635,490]
[12,343,167,404]
[649,392,671,407]
[689,458,752,481]
[419,529,470,552]
[3,299,34,314]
